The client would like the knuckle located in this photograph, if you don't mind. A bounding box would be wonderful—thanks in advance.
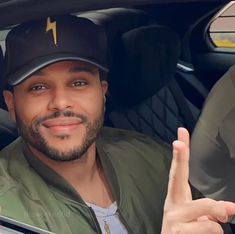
[163,209,179,224]
[169,173,177,185]
[201,198,218,212]
[163,203,173,214]
[202,198,226,219]
[202,198,215,206]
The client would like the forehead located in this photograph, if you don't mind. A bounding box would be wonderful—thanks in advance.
[33,60,99,75]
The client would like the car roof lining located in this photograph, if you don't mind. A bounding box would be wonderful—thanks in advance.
[0,0,230,28]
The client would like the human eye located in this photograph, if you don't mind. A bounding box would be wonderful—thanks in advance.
[72,80,88,88]
[28,84,48,92]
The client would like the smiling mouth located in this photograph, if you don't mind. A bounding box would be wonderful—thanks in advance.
[42,117,83,134]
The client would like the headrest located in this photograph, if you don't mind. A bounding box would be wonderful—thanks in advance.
[79,8,150,40]
[108,24,181,108]
[0,108,18,149]
[80,8,151,66]
[0,46,6,110]
[0,46,3,70]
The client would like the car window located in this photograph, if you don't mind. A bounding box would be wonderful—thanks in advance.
[209,1,235,49]
[0,29,9,53]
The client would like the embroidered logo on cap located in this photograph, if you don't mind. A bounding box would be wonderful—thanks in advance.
[46,17,57,46]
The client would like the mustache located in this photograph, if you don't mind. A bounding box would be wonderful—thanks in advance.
[34,111,88,127]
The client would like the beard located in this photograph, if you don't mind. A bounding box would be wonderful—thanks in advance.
[16,107,104,162]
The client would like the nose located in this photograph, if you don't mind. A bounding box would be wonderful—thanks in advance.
[48,88,73,111]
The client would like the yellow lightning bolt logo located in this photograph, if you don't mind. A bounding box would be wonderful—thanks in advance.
[46,17,57,46]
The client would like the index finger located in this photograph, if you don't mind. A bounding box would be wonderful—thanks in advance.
[178,127,190,147]
[166,128,192,204]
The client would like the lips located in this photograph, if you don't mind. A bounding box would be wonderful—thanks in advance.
[42,117,83,135]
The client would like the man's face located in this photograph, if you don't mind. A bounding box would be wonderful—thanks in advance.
[4,61,108,161]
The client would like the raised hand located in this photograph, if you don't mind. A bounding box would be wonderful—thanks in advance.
[161,127,235,234]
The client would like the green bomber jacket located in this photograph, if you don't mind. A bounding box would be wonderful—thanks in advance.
[0,127,205,233]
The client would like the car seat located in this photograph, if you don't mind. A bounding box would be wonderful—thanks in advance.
[105,24,200,145]
[0,108,18,149]
[0,46,6,109]
[0,46,18,150]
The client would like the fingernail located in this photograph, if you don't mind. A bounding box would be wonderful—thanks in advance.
[219,215,228,223]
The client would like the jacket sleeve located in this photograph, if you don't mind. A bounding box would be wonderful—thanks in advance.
[189,65,235,202]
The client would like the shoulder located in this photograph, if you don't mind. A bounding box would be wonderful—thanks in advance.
[0,137,27,187]
[98,127,172,168]
[98,127,172,206]
[100,126,171,152]
[0,138,25,204]
[199,65,235,127]
[208,65,235,98]
[0,137,24,160]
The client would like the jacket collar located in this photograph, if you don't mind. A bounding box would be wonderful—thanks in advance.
[22,129,120,204]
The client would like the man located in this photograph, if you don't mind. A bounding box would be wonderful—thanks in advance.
[189,65,235,231]
[1,14,235,234]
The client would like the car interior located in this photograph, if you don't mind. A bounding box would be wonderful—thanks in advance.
[0,7,200,148]
[0,0,233,148]
[1,0,235,232]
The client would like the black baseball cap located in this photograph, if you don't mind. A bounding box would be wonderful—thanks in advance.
[5,14,108,86]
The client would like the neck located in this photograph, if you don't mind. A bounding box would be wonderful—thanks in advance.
[28,143,114,208]
[29,143,98,184]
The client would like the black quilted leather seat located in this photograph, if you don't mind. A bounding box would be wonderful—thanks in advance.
[0,108,18,149]
[0,46,6,109]
[80,8,200,144]
[105,24,200,145]
[0,46,18,149]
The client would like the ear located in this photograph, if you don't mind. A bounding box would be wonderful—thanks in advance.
[3,90,16,122]
[101,80,108,96]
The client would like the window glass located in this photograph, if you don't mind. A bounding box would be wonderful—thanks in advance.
[0,30,9,53]
[209,2,235,49]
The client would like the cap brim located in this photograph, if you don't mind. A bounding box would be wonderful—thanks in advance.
[8,54,109,86]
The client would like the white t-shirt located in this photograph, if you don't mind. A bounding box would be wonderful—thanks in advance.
[86,202,128,234]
